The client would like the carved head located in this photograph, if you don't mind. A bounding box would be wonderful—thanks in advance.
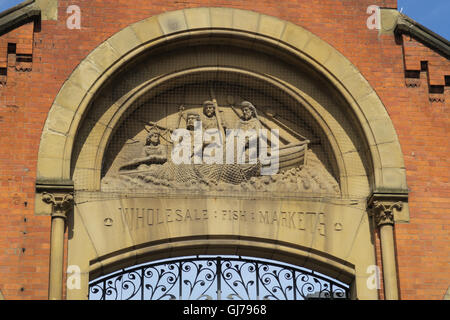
[146,129,160,145]
[202,100,215,118]
[240,101,257,120]
[186,112,200,130]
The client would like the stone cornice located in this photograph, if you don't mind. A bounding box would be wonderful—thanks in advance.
[395,13,450,59]
[0,0,39,35]
[381,8,449,59]
[0,0,58,35]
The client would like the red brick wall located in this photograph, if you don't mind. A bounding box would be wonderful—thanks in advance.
[394,35,450,298]
[1,0,449,300]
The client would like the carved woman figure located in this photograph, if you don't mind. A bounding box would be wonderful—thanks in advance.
[119,128,167,171]
[141,129,168,163]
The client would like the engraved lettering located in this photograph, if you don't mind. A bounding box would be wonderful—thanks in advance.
[318,212,326,236]
[297,212,305,230]
[175,209,183,221]
[124,208,134,231]
[117,207,327,234]
[259,211,269,224]
[280,211,287,227]
[136,209,144,229]
[271,211,278,225]
[185,209,192,221]
[147,209,154,225]
[306,212,316,233]
[289,212,296,229]
[166,209,173,223]
[157,209,163,224]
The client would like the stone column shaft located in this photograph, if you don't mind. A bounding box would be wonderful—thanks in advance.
[373,201,402,300]
[42,192,73,300]
[48,211,66,300]
[379,223,398,300]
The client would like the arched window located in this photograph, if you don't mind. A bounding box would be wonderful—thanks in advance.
[89,255,349,300]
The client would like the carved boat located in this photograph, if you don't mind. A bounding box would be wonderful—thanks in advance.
[119,140,308,178]
[263,141,308,172]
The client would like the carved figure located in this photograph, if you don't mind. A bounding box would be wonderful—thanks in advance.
[235,101,262,132]
[201,100,228,131]
[119,128,167,171]
[102,96,340,195]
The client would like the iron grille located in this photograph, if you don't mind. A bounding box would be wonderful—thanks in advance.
[89,255,350,300]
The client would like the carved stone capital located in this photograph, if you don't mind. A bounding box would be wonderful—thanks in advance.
[42,192,74,219]
[368,192,408,226]
[371,201,403,227]
[35,180,74,216]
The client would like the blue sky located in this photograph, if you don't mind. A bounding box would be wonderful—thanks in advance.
[398,0,449,39]
[0,0,449,39]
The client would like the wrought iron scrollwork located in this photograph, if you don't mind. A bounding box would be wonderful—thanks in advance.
[89,255,349,300]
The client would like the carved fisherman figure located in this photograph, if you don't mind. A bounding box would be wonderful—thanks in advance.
[183,111,203,161]
[185,111,201,131]
[234,101,263,163]
[235,101,262,132]
[201,100,228,132]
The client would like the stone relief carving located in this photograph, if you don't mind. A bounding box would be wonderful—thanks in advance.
[101,91,340,195]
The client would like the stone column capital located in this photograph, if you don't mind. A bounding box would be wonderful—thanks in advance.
[371,201,402,227]
[42,192,74,219]
[368,192,407,227]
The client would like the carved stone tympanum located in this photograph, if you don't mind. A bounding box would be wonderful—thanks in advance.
[101,84,340,196]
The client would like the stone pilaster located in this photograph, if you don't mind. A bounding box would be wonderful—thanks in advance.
[368,194,406,300]
[36,181,74,299]
[42,191,73,300]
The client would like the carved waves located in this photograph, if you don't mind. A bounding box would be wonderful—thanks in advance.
[102,149,340,195]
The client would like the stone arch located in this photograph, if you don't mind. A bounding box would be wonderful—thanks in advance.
[37,7,407,195]
[35,8,409,300]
